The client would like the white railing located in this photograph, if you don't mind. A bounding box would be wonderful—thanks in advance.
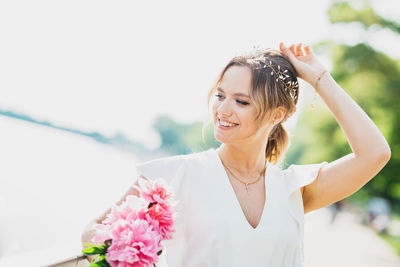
[47,254,88,267]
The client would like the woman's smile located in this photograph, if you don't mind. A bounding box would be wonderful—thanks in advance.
[217,118,239,130]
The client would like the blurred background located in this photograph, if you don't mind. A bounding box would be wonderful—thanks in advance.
[0,0,399,266]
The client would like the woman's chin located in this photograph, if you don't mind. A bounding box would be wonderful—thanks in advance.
[214,134,233,144]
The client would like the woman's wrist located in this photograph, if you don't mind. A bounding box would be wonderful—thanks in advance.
[314,69,329,92]
[309,69,330,109]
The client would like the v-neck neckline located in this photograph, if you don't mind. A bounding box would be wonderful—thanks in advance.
[210,148,272,231]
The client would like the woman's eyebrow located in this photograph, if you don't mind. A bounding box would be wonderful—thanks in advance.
[217,87,249,98]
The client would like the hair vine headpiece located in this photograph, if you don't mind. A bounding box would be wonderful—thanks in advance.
[261,58,299,101]
[249,45,299,102]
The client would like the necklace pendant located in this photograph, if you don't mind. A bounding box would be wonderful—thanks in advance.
[245,182,249,193]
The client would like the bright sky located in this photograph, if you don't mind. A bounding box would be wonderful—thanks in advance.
[0,0,399,149]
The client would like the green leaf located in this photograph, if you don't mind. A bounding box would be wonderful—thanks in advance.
[88,254,110,267]
[90,258,110,267]
[82,244,107,255]
[97,255,106,260]
[83,242,98,247]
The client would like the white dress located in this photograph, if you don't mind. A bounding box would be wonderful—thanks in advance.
[135,147,328,267]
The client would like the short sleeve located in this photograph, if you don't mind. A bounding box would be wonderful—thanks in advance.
[284,161,328,263]
[285,161,328,198]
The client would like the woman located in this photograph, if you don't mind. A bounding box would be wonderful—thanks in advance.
[81,42,391,266]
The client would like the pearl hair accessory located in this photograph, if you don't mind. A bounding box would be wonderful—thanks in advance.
[260,58,299,102]
[248,57,299,102]
[245,45,299,103]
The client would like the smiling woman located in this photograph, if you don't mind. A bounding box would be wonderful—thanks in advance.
[207,48,299,165]
[81,42,391,267]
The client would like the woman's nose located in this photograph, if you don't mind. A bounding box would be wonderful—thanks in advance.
[217,99,232,117]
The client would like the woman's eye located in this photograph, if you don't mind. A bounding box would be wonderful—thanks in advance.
[214,94,249,106]
[237,100,249,105]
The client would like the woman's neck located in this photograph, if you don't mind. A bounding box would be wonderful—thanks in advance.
[216,144,267,179]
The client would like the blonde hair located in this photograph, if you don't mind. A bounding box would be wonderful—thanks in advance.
[204,48,299,165]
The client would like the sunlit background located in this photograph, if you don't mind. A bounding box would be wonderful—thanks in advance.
[1,0,400,266]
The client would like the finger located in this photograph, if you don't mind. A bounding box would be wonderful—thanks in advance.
[304,45,311,55]
[289,44,296,56]
[295,43,304,57]
[279,42,286,55]
[282,43,297,63]
[280,42,288,56]
[295,43,300,56]
[294,43,302,57]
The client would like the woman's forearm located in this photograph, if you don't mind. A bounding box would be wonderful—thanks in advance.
[316,72,391,160]
[81,220,100,263]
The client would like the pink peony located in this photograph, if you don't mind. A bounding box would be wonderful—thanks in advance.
[106,219,163,267]
[137,177,175,207]
[103,195,147,225]
[120,203,175,241]
[87,177,177,267]
[92,223,112,245]
[145,204,175,240]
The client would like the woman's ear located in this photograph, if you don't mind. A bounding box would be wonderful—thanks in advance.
[273,106,287,124]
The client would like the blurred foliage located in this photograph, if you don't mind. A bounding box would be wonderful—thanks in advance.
[152,115,220,155]
[327,1,400,33]
[152,0,400,213]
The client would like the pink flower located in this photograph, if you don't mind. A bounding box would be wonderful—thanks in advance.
[103,195,147,225]
[138,177,175,207]
[116,203,174,241]
[144,203,176,240]
[88,178,177,267]
[106,219,163,267]
[92,223,112,245]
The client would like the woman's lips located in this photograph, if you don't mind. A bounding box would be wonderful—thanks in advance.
[217,118,239,130]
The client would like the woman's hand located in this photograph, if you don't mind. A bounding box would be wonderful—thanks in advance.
[279,42,327,88]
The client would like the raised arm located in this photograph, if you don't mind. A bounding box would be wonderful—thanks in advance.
[279,42,391,214]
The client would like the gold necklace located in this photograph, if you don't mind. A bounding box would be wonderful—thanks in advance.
[220,158,266,193]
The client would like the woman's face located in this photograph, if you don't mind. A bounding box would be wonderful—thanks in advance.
[211,65,268,145]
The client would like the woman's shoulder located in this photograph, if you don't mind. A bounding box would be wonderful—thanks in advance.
[135,148,214,182]
[137,148,213,166]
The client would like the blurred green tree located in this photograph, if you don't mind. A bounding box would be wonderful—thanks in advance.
[152,115,220,155]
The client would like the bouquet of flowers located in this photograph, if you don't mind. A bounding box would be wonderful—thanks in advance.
[82,177,177,267]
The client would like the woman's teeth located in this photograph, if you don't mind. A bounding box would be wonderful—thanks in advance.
[219,119,238,127]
